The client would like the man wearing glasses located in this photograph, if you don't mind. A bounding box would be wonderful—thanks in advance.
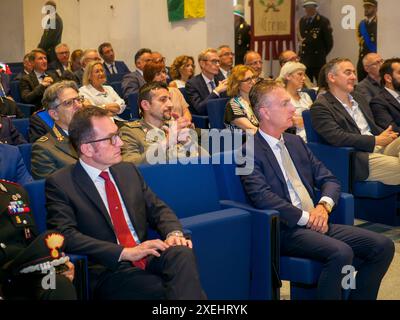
[217,45,234,79]
[185,48,227,115]
[45,106,206,300]
[354,53,383,104]
[31,81,83,179]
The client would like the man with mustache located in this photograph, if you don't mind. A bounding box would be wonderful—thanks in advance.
[311,58,400,185]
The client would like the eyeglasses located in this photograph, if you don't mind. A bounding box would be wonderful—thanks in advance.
[53,95,84,109]
[57,51,70,55]
[220,52,235,57]
[84,131,123,146]
[204,59,220,65]
[283,56,300,63]
[367,59,384,67]
[153,57,166,63]
[241,76,258,83]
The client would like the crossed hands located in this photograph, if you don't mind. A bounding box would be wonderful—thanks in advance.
[375,125,399,147]
[307,205,329,234]
[120,236,192,263]
[165,112,193,147]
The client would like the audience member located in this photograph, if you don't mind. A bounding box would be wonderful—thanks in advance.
[185,48,227,115]
[70,49,83,73]
[98,42,130,77]
[240,79,394,300]
[217,45,234,79]
[122,48,152,99]
[244,51,264,81]
[354,53,383,104]
[121,82,201,164]
[31,81,81,179]
[48,43,76,81]
[370,58,400,133]
[73,49,101,86]
[0,144,32,185]
[20,48,61,110]
[277,62,312,141]
[279,50,300,67]
[28,109,54,143]
[46,106,207,300]
[310,58,400,185]
[169,55,195,89]
[0,116,27,145]
[225,65,258,134]
[13,53,34,81]
[143,62,191,122]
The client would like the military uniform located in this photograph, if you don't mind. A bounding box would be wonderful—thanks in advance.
[120,119,203,165]
[357,15,377,81]
[298,13,333,83]
[235,20,251,65]
[31,125,78,180]
[0,179,76,300]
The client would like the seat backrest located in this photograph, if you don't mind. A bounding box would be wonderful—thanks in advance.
[178,87,189,104]
[127,93,140,119]
[10,81,21,103]
[207,98,230,129]
[17,143,32,174]
[138,160,221,218]
[12,117,30,141]
[24,179,46,233]
[16,103,36,118]
[107,73,125,83]
[302,110,326,144]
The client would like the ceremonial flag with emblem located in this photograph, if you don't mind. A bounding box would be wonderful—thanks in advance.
[167,0,205,22]
[0,62,12,75]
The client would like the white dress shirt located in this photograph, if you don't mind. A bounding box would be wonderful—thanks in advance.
[79,159,140,244]
[79,84,126,114]
[201,73,219,96]
[259,129,334,226]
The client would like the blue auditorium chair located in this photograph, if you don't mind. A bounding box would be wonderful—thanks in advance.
[107,73,126,83]
[127,92,140,119]
[109,81,123,97]
[212,150,354,300]
[178,87,209,129]
[17,143,32,174]
[10,81,22,103]
[138,160,278,299]
[12,118,29,141]
[303,109,400,226]
[207,98,229,129]
[16,103,36,118]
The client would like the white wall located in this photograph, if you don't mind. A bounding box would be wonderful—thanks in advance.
[379,0,400,59]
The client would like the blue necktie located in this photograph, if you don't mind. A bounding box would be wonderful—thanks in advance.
[210,80,216,91]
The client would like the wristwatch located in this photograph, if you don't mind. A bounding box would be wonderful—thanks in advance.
[166,230,184,238]
[318,200,333,214]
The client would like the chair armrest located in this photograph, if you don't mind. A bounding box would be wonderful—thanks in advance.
[307,142,355,193]
[68,253,89,300]
[330,192,354,226]
[192,115,209,129]
[16,103,36,118]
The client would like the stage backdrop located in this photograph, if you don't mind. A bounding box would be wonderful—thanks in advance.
[251,0,295,60]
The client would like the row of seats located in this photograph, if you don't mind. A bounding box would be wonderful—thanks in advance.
[23,152,354,300]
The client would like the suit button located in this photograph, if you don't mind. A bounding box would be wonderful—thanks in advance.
[0,243,6,249]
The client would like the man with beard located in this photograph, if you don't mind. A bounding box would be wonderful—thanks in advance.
[370,58,400,133]
[357,0,378,82]
[120,82,203,164]
[310,58,400,185]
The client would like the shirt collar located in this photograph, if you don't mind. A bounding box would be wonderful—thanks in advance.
[34,70,45,79]
[79,159,111,183]
[201,73,214,84]
[333,94,357,109]
[259,129,283,150]
[137,69,143,76]
[385,87,400,101]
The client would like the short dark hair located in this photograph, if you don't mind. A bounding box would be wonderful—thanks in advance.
[143,62,166,83]
[29,48,47,62]
[380,58,400,86]
[324,57,352,88]
[134,48,152,63]
[249,79,281,119]
[138,82,168,112]
[98,42,112,57]
[69,106,110,155]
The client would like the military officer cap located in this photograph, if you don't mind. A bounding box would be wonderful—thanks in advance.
[363,0,377,7]
[233,4,245,18]
[303,0,318,7]
[5,230,69,276]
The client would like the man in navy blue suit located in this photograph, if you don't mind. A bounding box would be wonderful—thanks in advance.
[98,42,130,78]
[0,144,32,185]
[240,80,394,300]
[185,48,227,115]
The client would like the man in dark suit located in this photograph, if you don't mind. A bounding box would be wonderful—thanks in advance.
[241,80,394,299]
[20,49,61,110]
[354,52,383,104]
[370,58,400,133]
[98,42,130,78]
[47,43,76,82]
[0,144,32,185]
[13,53,34,81]
[0,116,27,145]
[45,106,206,300]
[122,48,152,100]
[310,58,400,185]
[357,0,378,82]
[38,1,63,64]
[185,48,227,115]
[73,49,101,86]
[298,0,333,83]
[217,45,234,79]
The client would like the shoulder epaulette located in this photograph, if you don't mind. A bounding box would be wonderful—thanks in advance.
[37,136,49,143]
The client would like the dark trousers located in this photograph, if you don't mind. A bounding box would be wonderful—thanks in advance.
[2,274,77,300]
[357,58,368,82]
[93,246,207,300]
[305,66,322,85]
[281,223,394,300]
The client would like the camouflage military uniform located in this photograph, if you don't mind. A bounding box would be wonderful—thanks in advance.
[31,125,78,180]
[120,119,203,165]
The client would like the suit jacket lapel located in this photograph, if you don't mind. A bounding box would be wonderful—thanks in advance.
[198,75,211,97]
[325,92,360,131]
[383,89,400,112]
[72,162,115,232]
[29,72,39,88]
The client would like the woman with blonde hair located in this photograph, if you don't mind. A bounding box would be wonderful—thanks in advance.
[69,49,83,72]
[277,61,313,141]
[224,65,259,134]
[79,61,126,120]
[169,55,195,88]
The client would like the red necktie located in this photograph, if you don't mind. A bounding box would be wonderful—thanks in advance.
[99,171,146,270]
